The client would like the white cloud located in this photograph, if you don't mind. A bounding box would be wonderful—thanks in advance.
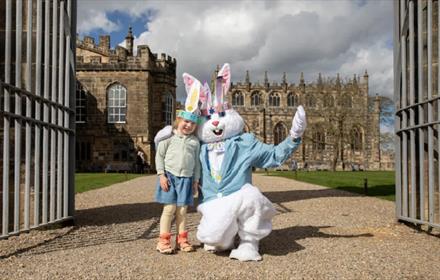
[77,0,394,102]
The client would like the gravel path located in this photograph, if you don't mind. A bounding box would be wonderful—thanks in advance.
[1,174,440,279]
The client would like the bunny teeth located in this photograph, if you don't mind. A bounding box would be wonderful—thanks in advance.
[213,129,223,136]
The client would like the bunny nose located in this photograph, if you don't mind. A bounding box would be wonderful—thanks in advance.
[212,121,219,127]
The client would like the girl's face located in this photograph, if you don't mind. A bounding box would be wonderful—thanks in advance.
[177,118,197,135]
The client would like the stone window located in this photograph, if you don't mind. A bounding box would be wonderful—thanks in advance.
[164,93,174,125]
[324,95,334,107]
[76,82,87,123]
[305,95,316,108]
[76,141,91,161]
[313,130,325,151]
[232,91,244,106]
[345,96,352,108]
[287,93,298,107]
[113,139,133,161]
[251,92,261,106]
[351,127,363,151]
[107,83,127,123]
[273,122,287,145]
[269,92,280,107]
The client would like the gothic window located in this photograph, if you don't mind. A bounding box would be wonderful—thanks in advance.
[76,82,87,123]
[269,92,280,107]
[163,93,174,125]
[306,95,316,108]
[107,83,127,123]
[351,127,363,151]
[313,130,326,151]
[287,93,298,107]
[324,95,334,107]
[251,92,261,106]
[345,96,352,108]
[232,91,244,106]
[273,122,287,145]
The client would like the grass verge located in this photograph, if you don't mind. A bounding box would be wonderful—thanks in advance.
[75,173,146,193]
[263,170,395,201]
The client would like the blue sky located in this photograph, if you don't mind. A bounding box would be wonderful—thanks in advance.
[77,0,394,132]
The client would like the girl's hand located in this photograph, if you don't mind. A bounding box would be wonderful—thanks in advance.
[159,174,169,192]
[192,180,200,197]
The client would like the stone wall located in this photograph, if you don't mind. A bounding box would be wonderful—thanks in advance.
[75,30,176,172]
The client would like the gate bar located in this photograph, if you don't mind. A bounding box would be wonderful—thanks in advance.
[401,0,409,218]
[409,0,416,219]
[417,0,425,221]
[42,0,50,224]
[50,0,58,222]
[2,0,12,237]
[394,0,402,219]
[57,0,65,220]
[427,0,434,224]
[34,0,42,227]
[24,0,33,231]
[14,0,23,234]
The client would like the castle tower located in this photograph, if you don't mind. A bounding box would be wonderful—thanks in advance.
[125,27,134,56]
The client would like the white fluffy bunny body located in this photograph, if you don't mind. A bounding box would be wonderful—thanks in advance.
[155,63,306,261]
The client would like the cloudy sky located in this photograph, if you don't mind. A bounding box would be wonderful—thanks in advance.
[77,0,394,130]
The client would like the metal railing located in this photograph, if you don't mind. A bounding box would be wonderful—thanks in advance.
[1,0,76,239]
[394,0,440,229]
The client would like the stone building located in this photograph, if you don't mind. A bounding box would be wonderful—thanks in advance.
[75,28,176,172]
[227,70,382,170]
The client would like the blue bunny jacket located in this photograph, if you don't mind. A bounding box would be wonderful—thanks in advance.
[199,133,301,203]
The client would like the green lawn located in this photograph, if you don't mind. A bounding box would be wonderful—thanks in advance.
[75,173,146,193]
[264,171,395,201]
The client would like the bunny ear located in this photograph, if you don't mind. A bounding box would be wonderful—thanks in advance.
[200,82,212,110]
[185,79,201,113]
[218,63,231,92]
[182,73,199,95]
[182,73,202,112]
[214,63,231,108]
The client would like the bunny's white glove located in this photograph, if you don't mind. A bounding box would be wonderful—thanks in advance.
[290,105,307,139]
[154,125,173,148]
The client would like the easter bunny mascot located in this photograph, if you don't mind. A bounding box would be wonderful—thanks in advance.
[155,63,307,261]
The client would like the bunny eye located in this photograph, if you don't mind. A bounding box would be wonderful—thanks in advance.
[205,115,212,120]
[219,111,226,117]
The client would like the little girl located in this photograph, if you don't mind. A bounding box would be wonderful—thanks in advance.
[155,110,200,254]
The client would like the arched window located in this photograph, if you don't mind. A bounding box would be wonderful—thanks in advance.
[76,82,87,123]
[251,92,261,106]
[345,96,352,108]
[351,127,363,151]
[273,122,287,145]
[287,93,298,107]
[313,130,326,151]
[164,93,174,125]
[232,91,244,106]
[269,92,280,107]
[324,95,334,107]
[306,95,315,108]
[107,83,127,123]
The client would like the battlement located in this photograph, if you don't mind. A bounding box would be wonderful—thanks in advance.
[76,30,176,72]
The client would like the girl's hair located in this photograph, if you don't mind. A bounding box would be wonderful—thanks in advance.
[172,117,181,129]
[173,117,197,134]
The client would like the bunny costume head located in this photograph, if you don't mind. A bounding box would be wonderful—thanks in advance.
[182,64,245,143]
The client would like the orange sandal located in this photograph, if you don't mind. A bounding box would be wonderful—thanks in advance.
[176,231,195,252]
[156,233,173,254]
